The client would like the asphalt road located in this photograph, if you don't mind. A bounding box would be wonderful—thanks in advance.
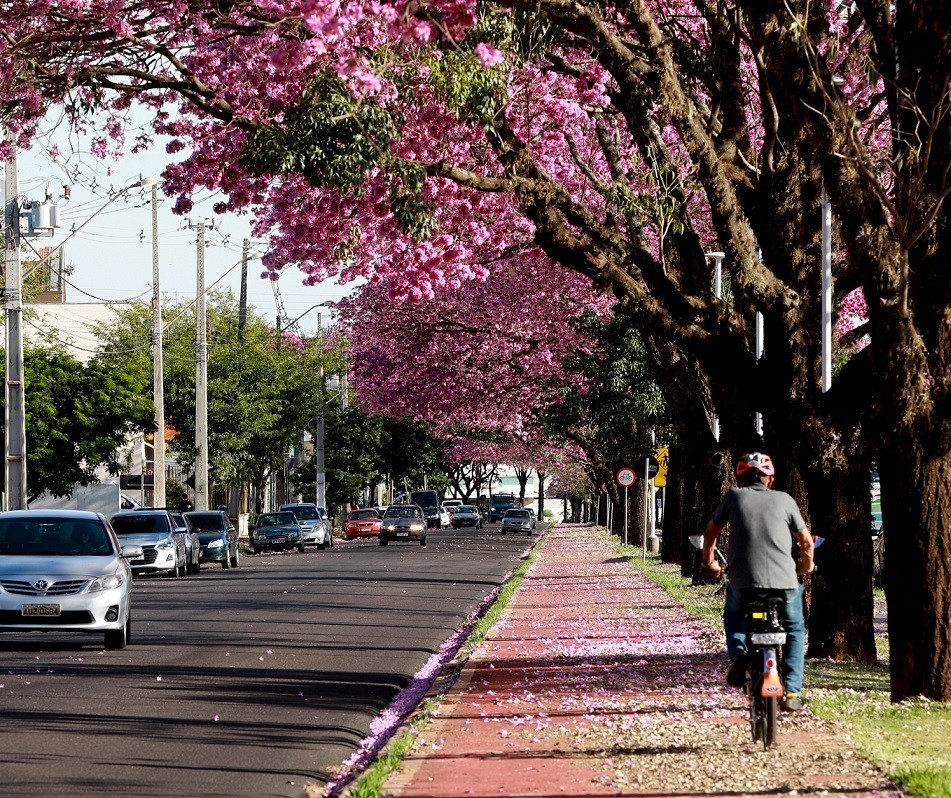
[0,524,533,797]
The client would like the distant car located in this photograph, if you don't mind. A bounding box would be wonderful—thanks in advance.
[501,508,534,536]
[251,511,305,554]
[442,499,463,511]
[379,505,427,546]
[279,503,333,549]
[451,505,483,529]
[136,507,200,574]
[0,510,140,649]
[524,508,538,528]
[344,508,382,540]
[438,507,452,528]
[185,510,240,569]
[110,510,188,578]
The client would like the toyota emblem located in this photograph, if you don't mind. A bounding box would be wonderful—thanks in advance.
[34,580,49,591]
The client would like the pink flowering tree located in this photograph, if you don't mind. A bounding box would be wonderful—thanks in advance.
[4,1,951,698]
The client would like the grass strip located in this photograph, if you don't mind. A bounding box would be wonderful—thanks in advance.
[336,534,542,798]
[613,533,951,798]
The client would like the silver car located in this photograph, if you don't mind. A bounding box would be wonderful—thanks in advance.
[109,510,188,577]
[0,510,140,649]
[501,508,534,535]
[279,503,333,549]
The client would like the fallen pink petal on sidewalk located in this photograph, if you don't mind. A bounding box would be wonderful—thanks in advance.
[380,524,900,798]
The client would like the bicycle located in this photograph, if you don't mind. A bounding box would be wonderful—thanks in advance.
[740,591,787,749]
[688,534,820,750]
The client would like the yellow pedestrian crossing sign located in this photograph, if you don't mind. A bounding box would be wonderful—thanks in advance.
[654,447,669,487]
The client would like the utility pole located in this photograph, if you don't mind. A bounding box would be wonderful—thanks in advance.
[151,181,165,508]
[193,220,209,511]
[238,238,249,343]
[3,136,26,510]
[315,311,326,510]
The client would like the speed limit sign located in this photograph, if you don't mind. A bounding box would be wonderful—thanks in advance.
[616,467,636,488]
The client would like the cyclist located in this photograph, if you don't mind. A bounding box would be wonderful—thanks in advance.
[700,452,814,711]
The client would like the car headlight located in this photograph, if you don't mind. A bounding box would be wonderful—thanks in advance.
[289,531,299,539]
[410,522,425,532]
[383,523,396,531]
[156,537,175,549]
[208,538,226,548]
[87,574,124,593]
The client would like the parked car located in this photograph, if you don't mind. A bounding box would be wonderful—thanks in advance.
[343,508,382,540]
[0,510,140,649]
[251,511,305,554]
[135,507,200,574]
[451,505,483,529]
[501,508,534,536]
[379,505,427,546]
[185,510,240,569]
[110,510,187,578]
[279,503,333,549]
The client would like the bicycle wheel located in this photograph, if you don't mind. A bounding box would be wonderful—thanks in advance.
[749,674,763,743]
[763,696,778,749]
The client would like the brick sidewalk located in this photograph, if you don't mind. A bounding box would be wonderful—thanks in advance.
[378,524,899,798]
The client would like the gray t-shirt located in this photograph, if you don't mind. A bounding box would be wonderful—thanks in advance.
[711,484,807,589]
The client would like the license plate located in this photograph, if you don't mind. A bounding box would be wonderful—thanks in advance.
[22,604,61,617]
[396,532,409,537]
[272,537,286,544]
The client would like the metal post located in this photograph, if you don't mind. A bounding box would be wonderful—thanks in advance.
[623,486,628,546]
[642,458,649,560]
[151,182,166,508]
[821,186,833,393]
[707,252,725,442]
[3,136,26,510]
[754,311,764,436]
[194,221,209,511]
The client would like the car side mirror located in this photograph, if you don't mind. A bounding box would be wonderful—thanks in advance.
[121,545,144,559]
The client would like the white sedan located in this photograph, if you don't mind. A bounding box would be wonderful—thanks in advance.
[0,510,140,649]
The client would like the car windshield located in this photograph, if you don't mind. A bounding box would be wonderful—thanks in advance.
[458,506,477,513]
[505,510,530,519]
[349,509,379,520]
[185,512,228,532]
[111,514,170,535]
[258,513,296,527]
[284,505,319,521]
[0,517,113,556]
[384,506,420,518]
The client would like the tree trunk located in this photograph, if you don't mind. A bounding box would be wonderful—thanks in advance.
[880,449,951,700]
[537,471,546,523]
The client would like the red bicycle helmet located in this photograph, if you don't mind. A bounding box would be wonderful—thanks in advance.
[736,452,775,477]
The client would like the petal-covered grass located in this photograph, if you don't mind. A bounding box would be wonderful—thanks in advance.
[623,540,951,798]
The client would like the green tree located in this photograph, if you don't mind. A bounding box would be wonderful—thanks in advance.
[92,292,336,509]
[1,346,154,499]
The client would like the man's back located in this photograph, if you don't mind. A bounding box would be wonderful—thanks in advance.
[712,484,805,589]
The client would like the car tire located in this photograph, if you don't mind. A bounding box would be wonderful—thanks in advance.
[380,537,388,546]
[194,558,201,573]
[297,542,305,553]
[501,529,507,535]
[104,618,129,650]
[421,537,427,546]
[230,548,240,568]
[317,542,326,551]
[222,553,231,569]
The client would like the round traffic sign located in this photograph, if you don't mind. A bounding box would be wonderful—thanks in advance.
[639,456,660,481]
[616,467,636,488]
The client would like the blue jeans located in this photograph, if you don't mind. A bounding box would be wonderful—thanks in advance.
[724,584,805,695]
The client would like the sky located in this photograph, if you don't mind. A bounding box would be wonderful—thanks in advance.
[13,127,355,334]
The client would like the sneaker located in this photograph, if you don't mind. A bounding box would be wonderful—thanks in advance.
[726,653,747,687]
[780,692,803,711]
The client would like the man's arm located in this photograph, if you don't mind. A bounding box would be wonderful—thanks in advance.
[793,527,815,575]
[701,519,724,574]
